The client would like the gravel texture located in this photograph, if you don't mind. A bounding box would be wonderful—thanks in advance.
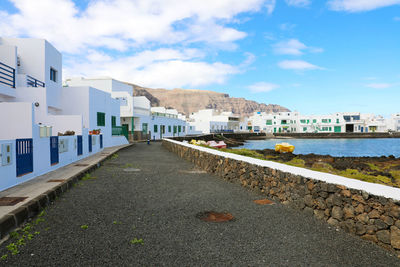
[1,142,400,266]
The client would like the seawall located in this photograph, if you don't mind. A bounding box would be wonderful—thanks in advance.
[163,138,400,255]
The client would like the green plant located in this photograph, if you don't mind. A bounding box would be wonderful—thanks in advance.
[124,163,133,168]
[111,153,119,159]
[6,243,19,255]
[81,173,96,181]
[1,254,7,260]
[130,238,144,245]
[9,231,19,239]
[113,221,121,225]
[80,225,89,230]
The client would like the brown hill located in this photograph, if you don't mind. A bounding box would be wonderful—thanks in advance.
[128,83,290,117]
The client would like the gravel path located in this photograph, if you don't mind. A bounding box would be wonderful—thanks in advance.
[1,142,399,266]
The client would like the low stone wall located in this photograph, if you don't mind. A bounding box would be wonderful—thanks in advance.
[163,139,400,255]
[172,132,266,142]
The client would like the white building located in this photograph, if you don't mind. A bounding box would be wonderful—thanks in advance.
[189,109,240,134]
[247,111,397,134]
[0,37,127,191]
[64,77,188,140]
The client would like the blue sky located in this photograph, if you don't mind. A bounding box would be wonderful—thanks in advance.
[0,0,399,116]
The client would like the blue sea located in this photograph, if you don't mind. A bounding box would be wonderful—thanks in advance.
[233,138,400,158]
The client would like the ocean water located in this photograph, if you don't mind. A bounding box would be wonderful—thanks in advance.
[233,138,400,158]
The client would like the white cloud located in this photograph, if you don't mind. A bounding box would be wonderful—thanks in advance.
[272,39,323,55]
[366,83,393,89]
[279,23,296,31]
[277,60,322,70]
[328,0,400,12]
[248,82,279,93]
[0,0,275,53]
[394,17,400,21]
[285,0,311,8]
[64,48,239,88]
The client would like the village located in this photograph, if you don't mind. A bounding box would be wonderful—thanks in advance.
[1,37,400,192]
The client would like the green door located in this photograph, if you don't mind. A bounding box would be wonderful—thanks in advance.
[334,126,341,133]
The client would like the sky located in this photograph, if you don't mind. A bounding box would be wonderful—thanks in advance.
[0,0,399,116]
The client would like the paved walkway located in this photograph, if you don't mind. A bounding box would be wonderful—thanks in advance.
[0,142,399,266]
[0,144,130,220]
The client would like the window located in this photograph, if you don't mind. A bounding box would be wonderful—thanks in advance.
[50,68,57,82]
[266,120,272,125]
[178,126,181,132]
[303,127,307,132]
[111,116,116,127]
[168,125,171,132]
[300,120,306,124]
[173,126,177,134]
[336,119,340,124]
[322,119,329,123]
[154,125,158,133]
[281,120,287,125]
[313,119,317,123]
[183,126,185,132]
[97,112,105,126]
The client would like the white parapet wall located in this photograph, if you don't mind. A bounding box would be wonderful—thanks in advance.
[0,102,34,139]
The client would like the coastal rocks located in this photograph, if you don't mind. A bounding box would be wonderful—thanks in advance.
[163,140,400,255]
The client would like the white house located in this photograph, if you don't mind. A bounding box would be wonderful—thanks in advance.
[64,77,189,140]
[189,109,240,134]
[0,37,127,191]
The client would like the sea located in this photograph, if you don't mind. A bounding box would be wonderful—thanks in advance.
[233,138,400,158]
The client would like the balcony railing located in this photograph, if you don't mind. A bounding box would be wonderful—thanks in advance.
[0,62,15,88]
[112,126,129,140]
[27,75,45,87]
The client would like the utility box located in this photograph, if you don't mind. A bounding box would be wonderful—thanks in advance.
[0,143,13,166]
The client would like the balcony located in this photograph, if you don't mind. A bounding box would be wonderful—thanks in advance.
[0,62,15,88]
[27,75,45,87]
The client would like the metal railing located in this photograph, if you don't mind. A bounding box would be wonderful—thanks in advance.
[0,62,15,88]
[27,75,45,87]
[112,126,129,140]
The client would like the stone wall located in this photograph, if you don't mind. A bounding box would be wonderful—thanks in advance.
[163,139,400,255]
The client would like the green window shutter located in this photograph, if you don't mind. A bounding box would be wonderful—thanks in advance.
[168,126,171,132]
[111,116,116,127]
[97,112,105,126]
[313,119,316,123]
[154,125,158,133]
[178,125,181,132]
[336,119,339,124]
[303,127,307,132]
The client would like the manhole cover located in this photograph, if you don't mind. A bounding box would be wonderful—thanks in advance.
[253,199,275,205]
[47,179,66,183]
[196,211,234,222]
[74,163,89,167]
[123,168,141,172]
[0,197,28,206]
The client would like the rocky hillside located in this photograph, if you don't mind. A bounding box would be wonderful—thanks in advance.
[128,83,290,117]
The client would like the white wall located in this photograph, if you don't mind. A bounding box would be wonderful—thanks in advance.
[0,44,17,98]
[0,102,34,139]
[44,115,83,135]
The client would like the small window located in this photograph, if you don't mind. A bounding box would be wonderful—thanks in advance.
[154,125,158,133]
[111,116,116,127]
[178,126,181,132]
[168,125,171,132]
[97,112,105,126]
[183,126,185,132]
[50,68,57,82]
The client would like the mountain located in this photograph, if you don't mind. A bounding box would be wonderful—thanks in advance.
[128,83,290,117]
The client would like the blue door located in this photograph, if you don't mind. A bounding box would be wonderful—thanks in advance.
[50,136,59,165]
[88,135,92,153]
[100,134,103,149]
[16,139,33,177]
[77,135,83,156]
